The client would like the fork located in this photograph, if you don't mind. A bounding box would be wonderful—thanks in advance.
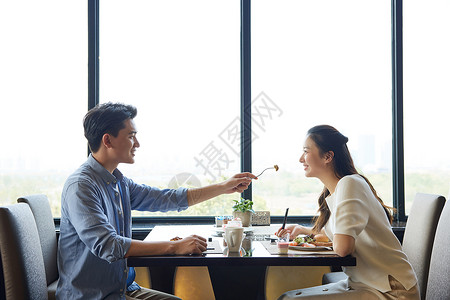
[255,165,279,178]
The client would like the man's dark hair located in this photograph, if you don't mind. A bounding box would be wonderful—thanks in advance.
[83,102,137,153]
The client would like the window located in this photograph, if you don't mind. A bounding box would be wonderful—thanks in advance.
[0,1,88,217]
[252,1,393,215]
[99,0,241,216]
[403,0,450,213]
[1,1,441,221]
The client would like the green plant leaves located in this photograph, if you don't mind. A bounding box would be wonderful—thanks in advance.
[232,197,254,213]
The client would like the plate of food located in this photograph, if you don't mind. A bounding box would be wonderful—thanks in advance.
[289,234,333,251]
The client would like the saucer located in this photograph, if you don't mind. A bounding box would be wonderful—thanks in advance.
[213,227,254,236]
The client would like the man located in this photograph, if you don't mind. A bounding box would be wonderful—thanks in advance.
[56,102,256,300]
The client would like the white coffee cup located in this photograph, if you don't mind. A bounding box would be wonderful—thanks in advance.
[224,226,245,253]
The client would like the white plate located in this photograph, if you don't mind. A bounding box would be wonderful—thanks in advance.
[289,245,332,251]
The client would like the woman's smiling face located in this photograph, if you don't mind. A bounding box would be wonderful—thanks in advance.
[299,136,328,179]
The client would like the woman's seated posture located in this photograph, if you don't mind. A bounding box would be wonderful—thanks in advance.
[276,125,419,300]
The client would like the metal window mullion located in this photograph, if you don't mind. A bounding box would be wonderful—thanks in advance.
[240,0,252,201]
[88,0,100,156]
[392,0,405,222]
[88,0,100,110]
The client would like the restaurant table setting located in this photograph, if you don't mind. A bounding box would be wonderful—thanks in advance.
[128,165,354,299]
[128,224,355,300]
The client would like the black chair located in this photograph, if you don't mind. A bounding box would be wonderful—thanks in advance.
[18,194,58,300]
[0,203,48,300]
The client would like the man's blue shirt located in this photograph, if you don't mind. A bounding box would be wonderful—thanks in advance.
[56,155,188,299]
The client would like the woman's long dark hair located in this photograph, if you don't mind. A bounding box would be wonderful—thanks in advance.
[308,125,395,233]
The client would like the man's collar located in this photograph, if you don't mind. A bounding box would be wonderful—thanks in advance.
[87,154,124,183]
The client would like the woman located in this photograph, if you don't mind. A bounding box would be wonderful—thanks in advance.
[277,125,419,300]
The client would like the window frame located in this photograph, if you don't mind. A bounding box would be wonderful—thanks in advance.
[84,0,407,225]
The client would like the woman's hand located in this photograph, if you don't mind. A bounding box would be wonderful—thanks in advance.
[276,224,295,238]
[276,224,310,239]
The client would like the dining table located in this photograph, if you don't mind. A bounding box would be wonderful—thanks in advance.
[127,224,356,300]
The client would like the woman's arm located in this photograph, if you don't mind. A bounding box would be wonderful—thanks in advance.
[333,234,355,257]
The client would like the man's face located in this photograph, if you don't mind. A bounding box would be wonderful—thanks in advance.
[109,119,140,164]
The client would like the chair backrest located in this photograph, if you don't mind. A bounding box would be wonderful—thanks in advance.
[0,251,5,299]
[426,200,450,300]
[402,193,445,299]
[0,203,48,300]
[17,194,58,286]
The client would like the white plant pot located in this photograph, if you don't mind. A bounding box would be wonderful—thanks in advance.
[232,211,253,227]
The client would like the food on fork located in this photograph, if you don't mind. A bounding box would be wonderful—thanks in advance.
[255,165,280,177]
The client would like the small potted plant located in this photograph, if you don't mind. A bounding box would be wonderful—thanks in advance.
[232,197,254,227]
